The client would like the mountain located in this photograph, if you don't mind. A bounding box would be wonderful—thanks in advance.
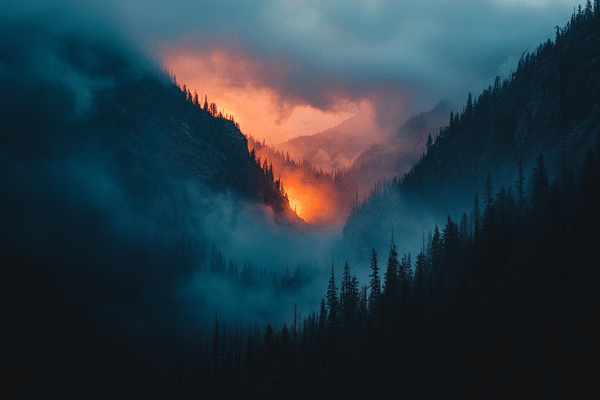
[0,26,296,397]
[343,11,600,260]
[348,98,452,189]
[279,109,379,172]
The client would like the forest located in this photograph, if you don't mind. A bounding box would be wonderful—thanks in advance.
[1,2,599,399]
[190,147,600,399]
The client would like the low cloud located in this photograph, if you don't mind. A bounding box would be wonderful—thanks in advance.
[148,0,581,140]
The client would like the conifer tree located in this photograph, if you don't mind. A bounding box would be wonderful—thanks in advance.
[531,153,550,209]
[426,134,433,153]
[442,216,459,273]
[493,75,501,93]
[326,262,339,330]
[586,0,593,17]
[317,298,328,340]
[414,249,427,303]
[466,92,473,121]
[384,235,399,305]
[516,156,526,211]
[368,249,381,311]
[341,262,351,315]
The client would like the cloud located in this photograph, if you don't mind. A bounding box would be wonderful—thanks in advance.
[139,0,579,135]
[0,0,585,331]
[5,1,579,137]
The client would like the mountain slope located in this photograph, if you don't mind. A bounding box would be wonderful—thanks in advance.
[280,109,379,172]
[0,26,295,397]
[343,11,600,259]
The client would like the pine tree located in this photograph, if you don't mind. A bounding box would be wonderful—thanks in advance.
[442,216,459,271]
[465,92,473,121]
[414,249,427,303]
[368,249,381,311]
[426,134,433,153]
[384,235,399,306]
[531,153,549,209]
[326,261,339,331]
[493,75,501,94]
[516,156,526,211]
[341,262,351,316]
[399,252,411,308]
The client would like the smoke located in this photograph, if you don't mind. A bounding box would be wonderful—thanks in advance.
[157,0,581,141]
[0,9,348,339]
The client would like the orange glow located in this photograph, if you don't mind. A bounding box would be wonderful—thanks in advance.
[250,139,347,225]
[164,45,383,225]
[282,175,327,222]
[163,47,363,144]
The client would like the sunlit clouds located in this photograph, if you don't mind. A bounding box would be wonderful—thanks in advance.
[165,48,368,144]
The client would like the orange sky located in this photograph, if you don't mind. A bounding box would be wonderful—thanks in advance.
[164,47,369,145]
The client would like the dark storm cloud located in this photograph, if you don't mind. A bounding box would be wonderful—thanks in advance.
[0,0,583,331]
[110,0,580,129]
[5,1,579,130]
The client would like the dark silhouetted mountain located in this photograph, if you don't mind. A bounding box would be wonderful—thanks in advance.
[0,25,294,398]
[344,11,600,260]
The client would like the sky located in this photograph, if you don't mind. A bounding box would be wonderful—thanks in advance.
[5,1,583,143]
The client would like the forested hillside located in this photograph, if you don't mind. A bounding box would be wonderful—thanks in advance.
[192,138,600,399]
[0,28,294,398]
[2,4,599,399]
[344,7,600,259]
[401,6,600,207]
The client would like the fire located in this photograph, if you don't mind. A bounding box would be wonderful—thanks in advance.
[163,47,365,145]
[247,136,347,225]
[284,182,321,222]
[280,172,338,223]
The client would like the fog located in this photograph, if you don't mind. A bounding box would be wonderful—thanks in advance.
[3,0,584,341]
[0,10,357,340]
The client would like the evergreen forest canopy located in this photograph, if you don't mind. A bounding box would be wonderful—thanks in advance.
[343,2,600,261]
[1,3,599,399]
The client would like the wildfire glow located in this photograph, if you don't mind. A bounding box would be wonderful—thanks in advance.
[165,46,367,225]
[163,47,363,144]
[280,167,343,224]
[283,180,323,222]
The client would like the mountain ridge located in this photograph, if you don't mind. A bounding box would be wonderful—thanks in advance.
[343,10,600,260]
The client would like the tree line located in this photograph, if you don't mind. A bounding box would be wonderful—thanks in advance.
[196,136,599,398]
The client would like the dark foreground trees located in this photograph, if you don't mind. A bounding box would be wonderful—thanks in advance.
[213,147,600,399]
